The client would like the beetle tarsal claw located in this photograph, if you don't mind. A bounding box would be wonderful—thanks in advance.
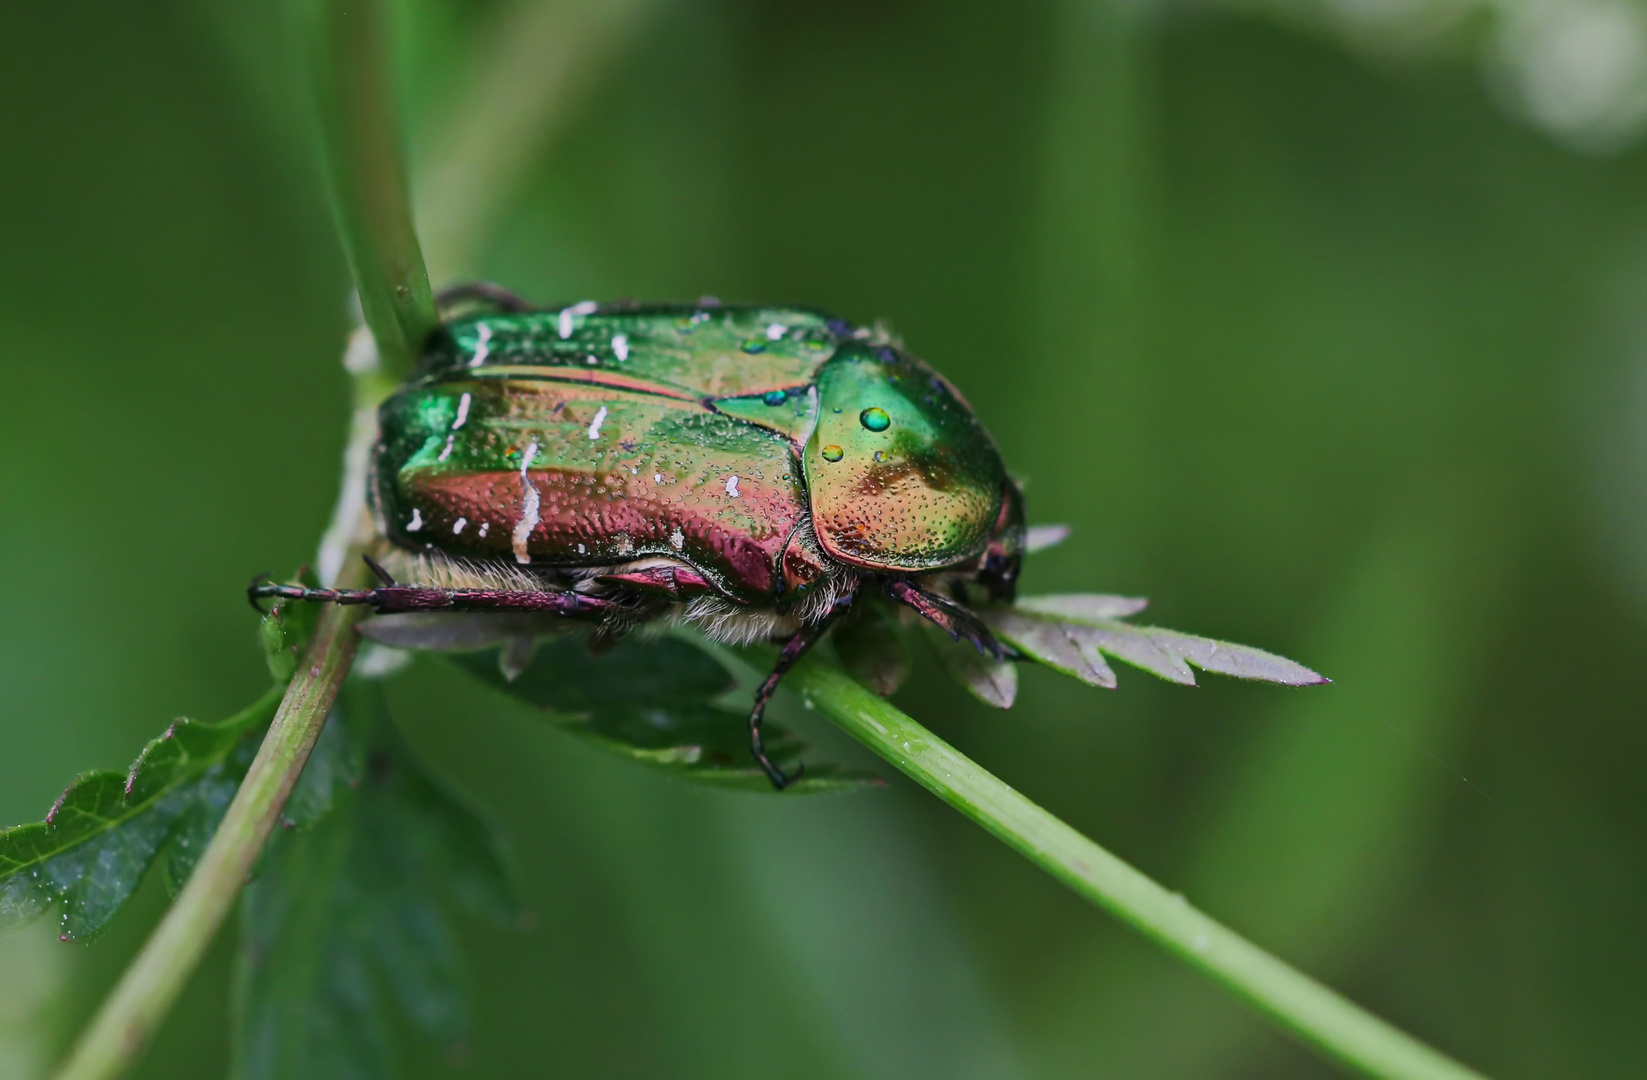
[247,574,275,614]
[883,578,1003,660]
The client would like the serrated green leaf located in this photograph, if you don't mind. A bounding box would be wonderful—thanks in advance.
[282,698,368,831]
[454,634,878,794]
[833,603,911,697]
[261,569,322,682]
[987,596,1328,689]
[924,624,1017,708]
[1013,593,1149,621]
[0,684,283,940]
[233,694,520,1080]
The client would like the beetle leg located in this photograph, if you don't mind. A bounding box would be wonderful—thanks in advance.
[362,553,398,586]
[884,578,1004,660]
[748,589,858,791]
[246,579,610,617]
[435,281,535,313]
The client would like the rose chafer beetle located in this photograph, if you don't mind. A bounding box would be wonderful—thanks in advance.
[255,285,1025,788]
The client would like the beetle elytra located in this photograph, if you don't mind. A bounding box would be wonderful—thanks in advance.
[254,284,1025,788]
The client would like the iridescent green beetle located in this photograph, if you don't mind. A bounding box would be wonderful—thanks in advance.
[256,286,1025,787]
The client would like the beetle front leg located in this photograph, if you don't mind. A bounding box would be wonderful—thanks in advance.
[884,578,1004,659]
[748,590,857,790]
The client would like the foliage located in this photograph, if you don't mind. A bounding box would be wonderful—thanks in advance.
[453,633,880,794]
[0,592,328,942]
[0,686,283,943]
[232,683,519,1080]
[981,594,1326,690]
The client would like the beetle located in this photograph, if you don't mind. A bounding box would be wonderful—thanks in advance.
[254,284,1025,788]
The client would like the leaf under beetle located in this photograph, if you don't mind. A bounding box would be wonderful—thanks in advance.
[453,634,878,794]
[0,684,284,941]
[233,693,519,1080]
[924,624,1017,708]
[986,595,1328,689]
[1024,523,1072,553]
[833,603,912,697]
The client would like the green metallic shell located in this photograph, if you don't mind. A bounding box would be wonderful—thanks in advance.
[803,344,1007,571]
[371,302,1011,604]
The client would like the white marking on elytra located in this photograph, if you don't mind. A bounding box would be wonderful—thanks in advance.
[467,324,491,368]
[453,517,468,534]
[669,526,685,550]
[612,333,629,360]
[653,473,663,483]
[725,475,741,497]
[407,508,423,532]
[452,392,472,429]
[559,300,598,339]
[512,440,540,564]
[437,434,455,462]
[478,521,489,537]
[765,323,786,341]
[577,543,586,554]
[587,405,608,440]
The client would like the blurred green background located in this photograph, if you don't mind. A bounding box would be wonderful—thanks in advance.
[3,0,1646,1077]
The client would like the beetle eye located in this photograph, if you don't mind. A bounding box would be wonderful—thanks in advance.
[860,407,891,432]
[821,445,844,463]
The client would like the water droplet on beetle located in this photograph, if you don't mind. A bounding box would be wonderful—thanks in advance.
[763,389,787,406]
[742,340,766,354]
[821,445,844,463]
[860,407,891,432]
[873,450,886,463]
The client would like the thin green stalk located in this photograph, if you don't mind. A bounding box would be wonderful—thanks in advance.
[54,3,435,1075]
[788,657,1489,1080]
[52,596,366,1080]
[414,0,652,280]
[305,0,437,378]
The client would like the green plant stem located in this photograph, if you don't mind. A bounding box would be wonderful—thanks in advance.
[788,656,1489,1080]
[52,594,366,1080]
[306,0,437,378]
[55,2,438,1071]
